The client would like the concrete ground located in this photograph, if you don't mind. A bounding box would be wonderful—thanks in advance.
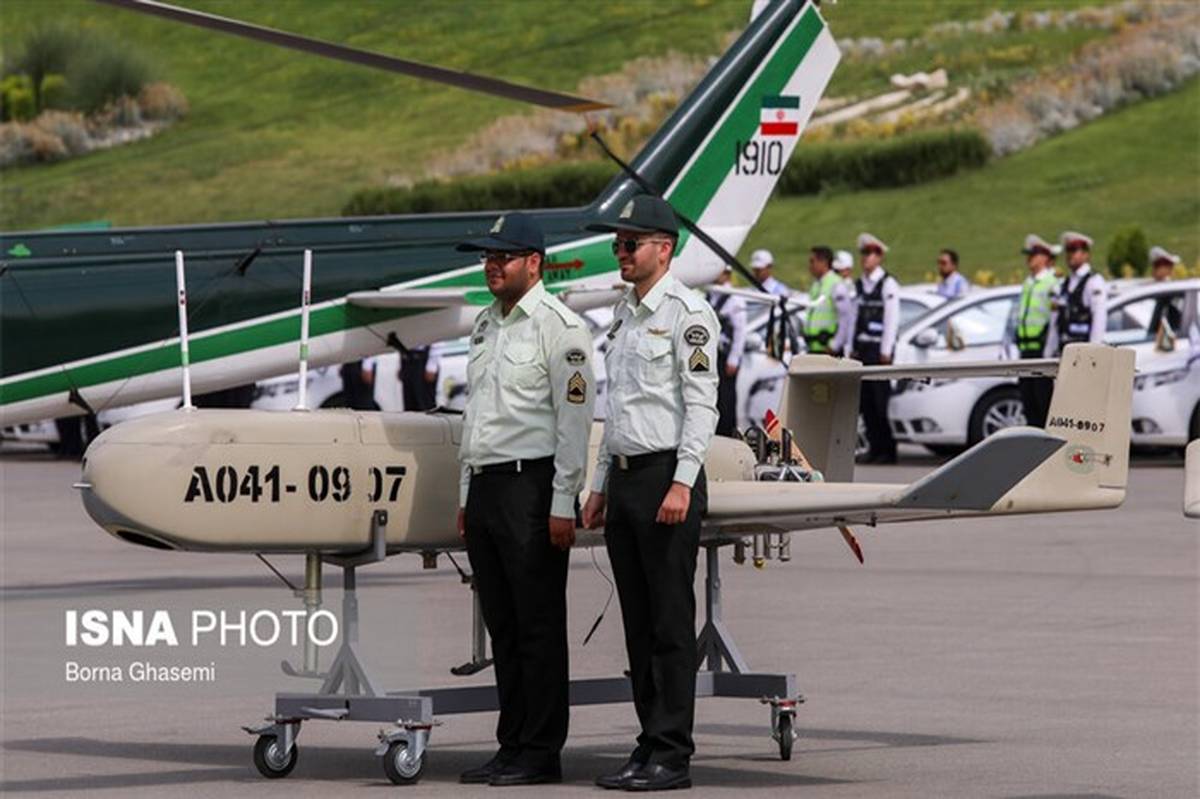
[1,448,1196,797]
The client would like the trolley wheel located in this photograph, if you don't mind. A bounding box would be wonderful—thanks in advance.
[382,739,426,785]
[777,713,794,761]
[253,735,298,779]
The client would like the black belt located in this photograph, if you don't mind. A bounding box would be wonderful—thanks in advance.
[611,450,676,471]
[471,456,553,475]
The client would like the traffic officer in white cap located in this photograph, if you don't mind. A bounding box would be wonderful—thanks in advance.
[852,232,900,463]
[1150,245,1181,282]
[581,194,719,792]
[455,211,596,786]
[706,264,748,436]
[749,248,791,296]
[830,249,857,356]
[1148,246,1183,342]
[1048,230,1107,355]
[1013,234,1060,427]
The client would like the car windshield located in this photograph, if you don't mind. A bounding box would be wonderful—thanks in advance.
[1107,291,1187,346]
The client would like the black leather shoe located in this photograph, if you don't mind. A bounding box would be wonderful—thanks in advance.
[624,763,691,791]
[488,762,562,786]
[595,757,647,790]
[459,752,513,784]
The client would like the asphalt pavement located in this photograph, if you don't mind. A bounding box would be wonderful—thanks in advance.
[1,448,1196,797]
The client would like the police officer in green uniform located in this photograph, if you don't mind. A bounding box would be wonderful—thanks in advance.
[1014,234,1060,428]
[455,212,596,786]
[580,194,719,792]
[803,245,840,354]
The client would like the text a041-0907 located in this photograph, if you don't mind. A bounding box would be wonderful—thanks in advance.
[183,464,408,504]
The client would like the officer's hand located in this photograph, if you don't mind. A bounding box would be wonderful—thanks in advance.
[656,482,691,526]
[457,509,465,538]
[724,362,738,377]
[549,515,575,550]
[582,491,606,529]
[879,352,893,365]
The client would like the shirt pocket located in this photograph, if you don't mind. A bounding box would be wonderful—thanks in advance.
[467,344,492,387]
[501,342,546,391]
[635,335,674,383]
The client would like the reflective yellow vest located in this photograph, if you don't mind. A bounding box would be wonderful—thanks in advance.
[804,270,840,353]
[1017,270,1057,354]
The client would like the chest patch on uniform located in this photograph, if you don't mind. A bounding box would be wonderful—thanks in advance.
[688,347,710,372]
[684,325,710,346]
[565,348,587,365]
[567,371,587,404]
[607,318,623,340]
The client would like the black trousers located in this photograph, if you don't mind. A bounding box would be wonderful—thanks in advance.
[855,345,896,458]
[400,347,438,411]
[605,456,706,767]
[464,458,569,767]
[715,348,737,437]
[1018,351,1054,429]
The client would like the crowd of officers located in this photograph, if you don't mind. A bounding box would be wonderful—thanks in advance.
[706,229,1185,463]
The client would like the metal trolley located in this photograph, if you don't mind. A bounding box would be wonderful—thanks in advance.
[243,511,803,784]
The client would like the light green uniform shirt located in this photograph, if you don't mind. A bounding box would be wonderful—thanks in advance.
[459,280,596,518]
[592,272,720,493]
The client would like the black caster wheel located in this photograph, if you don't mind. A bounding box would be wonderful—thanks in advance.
[777,713,794,761]
[382,739,426,785]
[253,735,298,779]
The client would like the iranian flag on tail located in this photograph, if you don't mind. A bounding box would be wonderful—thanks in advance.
[760,95,800,136]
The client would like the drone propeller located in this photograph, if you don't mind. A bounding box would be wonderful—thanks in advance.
[92,0,611,113]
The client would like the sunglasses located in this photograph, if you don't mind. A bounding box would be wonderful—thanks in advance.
[1064,244,1086,253]
[860,247,881,256]
[479,251,531,265]
[611,237,672,255]
[936,258,952,266]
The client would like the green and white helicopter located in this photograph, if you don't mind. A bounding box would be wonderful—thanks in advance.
[0,0,839,427]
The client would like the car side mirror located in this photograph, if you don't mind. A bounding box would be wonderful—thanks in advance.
[913,328,938,349]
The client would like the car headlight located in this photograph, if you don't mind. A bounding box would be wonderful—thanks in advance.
[1150,368,1191,388]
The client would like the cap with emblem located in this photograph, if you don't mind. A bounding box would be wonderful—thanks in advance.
[1022,234,1061,257]
[833,249,854,272]
[457,211,545,254]
[1059,230,1093,251]
[1149,245,1181,266]
[749,249,774,270]
[856,232,888,254]
[587,194,679,236]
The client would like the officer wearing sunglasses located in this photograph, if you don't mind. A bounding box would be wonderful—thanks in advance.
[454,212,596,786]
[1047,230,1107,355]
[581,194,719,792]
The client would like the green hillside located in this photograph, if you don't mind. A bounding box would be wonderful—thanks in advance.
[1,0,1117,230]
[747,77,1200,288]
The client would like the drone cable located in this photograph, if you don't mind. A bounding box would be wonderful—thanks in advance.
[582,545,615,647]
[256,553,300,592]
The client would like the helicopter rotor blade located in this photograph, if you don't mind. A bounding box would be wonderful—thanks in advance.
[92,0,611,113]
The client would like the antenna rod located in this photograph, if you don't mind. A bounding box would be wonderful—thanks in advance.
[295,249,313,411]
[174,250,194,410]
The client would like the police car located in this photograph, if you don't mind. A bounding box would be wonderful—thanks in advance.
[889,279,1200,453]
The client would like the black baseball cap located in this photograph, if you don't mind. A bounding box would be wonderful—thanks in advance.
[587,194,679,236]
[456,211,545,254]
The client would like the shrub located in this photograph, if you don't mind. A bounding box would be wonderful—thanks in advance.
[1,74,36,122]
[343,161,617,216]
[777,128,990,195]
[137,82,188,121]
[35,110,90,155]
[40,73,68,109]
[0,123,34,167]
[1107,224,1148,276]
[11,23,76,110]
[68,43,150,114]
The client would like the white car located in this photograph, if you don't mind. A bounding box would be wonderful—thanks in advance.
[1131,351,1200,448]
[890,279,1200,452]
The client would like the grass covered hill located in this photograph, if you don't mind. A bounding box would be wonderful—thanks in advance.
[748,77,1200,287]
[1,0,1124,230]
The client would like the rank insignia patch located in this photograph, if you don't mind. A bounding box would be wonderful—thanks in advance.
[565,348,587,365]
[567,371,587,404]
[684,325,710,346]
[607,318,623,340]
[688,347,710,372]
